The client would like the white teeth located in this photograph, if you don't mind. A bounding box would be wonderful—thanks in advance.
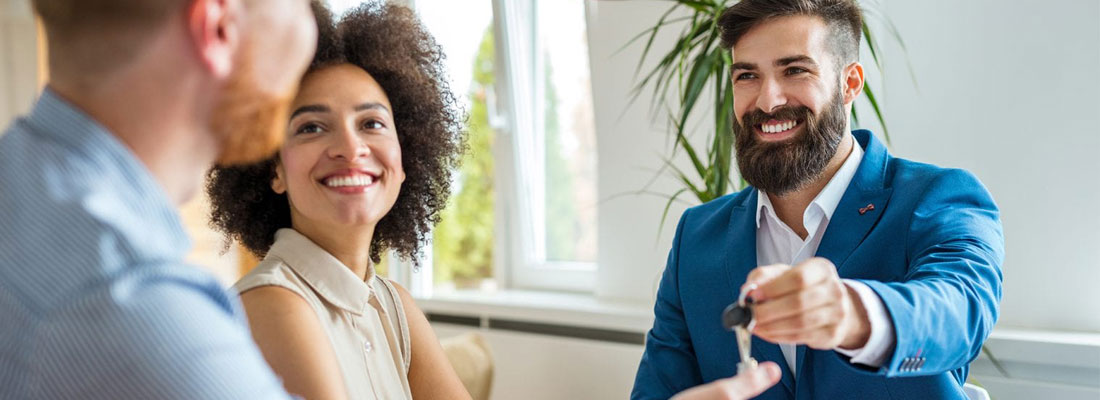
[762,120,797,134]
[325,175,375,187]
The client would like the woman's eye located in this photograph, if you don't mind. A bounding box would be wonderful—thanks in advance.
[295,123,324,135]
[735,72,756,81]
[362,120,386,130]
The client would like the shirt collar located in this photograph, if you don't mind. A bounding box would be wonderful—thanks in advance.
[755,138,865,229]
[25,88,192,262]
[266,228,375,315]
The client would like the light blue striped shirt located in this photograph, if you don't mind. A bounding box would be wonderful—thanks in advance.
[0,89,292,399]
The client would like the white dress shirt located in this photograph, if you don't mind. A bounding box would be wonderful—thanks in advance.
[754,141,895,377]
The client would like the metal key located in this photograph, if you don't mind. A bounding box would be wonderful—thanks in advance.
[721,284,759,373]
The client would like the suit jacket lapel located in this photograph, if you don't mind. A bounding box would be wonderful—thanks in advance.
[725,191,795,396]
[799,131,893,380]
[816,130,894,274]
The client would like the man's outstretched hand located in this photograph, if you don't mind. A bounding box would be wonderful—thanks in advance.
[743,257,871,350]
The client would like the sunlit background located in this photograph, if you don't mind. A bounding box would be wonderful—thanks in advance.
[2,0,1098,398]
[328,0,599,293]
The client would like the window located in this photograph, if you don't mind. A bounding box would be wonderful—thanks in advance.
[412,0,499,293]
[329,0,599,293]
[495,0,599,291]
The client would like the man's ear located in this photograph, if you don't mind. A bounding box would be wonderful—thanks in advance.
[186,0,241,79]
[842,62,865,105]
[271,160,287,194]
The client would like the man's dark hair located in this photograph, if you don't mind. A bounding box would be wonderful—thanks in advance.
[719,0,863,66]
[205,1,466,263]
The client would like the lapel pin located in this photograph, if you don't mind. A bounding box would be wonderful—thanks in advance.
[858,203,875,215]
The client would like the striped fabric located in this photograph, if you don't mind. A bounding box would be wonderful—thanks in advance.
[0,89,292,399]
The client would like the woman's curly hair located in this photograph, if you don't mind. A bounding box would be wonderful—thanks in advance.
[205,1,466,263]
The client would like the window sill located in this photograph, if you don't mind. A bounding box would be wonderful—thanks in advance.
[414,289,654,333]
[980,327,1100,371]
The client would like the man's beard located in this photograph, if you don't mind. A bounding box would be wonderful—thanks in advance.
[732,89,847,196]
[210,52,296,166]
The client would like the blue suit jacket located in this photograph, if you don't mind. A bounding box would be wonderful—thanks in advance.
[632,130,1004,399]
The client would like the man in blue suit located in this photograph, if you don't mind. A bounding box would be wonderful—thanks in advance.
[632,0,1004,399]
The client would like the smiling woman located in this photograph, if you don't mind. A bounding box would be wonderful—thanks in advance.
[205,2,465,266]
[202,1,469,399]
[273,63,407,263]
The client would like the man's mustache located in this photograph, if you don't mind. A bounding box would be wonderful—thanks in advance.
[739,106,814,129]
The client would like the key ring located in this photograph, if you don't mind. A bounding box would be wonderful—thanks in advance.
[723,283,757,331]
[722,283,759,372]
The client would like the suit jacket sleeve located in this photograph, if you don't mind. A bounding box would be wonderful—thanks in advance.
[631,210,704,399]
[858,169,1004,377]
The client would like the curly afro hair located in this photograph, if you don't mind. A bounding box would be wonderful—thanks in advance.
[205,1,466,263]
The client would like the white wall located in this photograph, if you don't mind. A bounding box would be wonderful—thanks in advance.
[854,0,1100,333]
[0,0,38,127]
[589,0,1100,334]
[434,323,643,400]
[588,1,693,303]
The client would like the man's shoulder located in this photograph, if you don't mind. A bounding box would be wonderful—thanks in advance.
[671,188,754,239]
[3,256,230,319]
[886,156,989,199]
[68,261,234,318]
[31,260,240,352]
[0,119,191,306]
[0,147,136,310]
[18,261,291,400]
[1,116,87,170]
[0,183,120,314]
[685,188,752,218]
[0,257,239,394]
[0,118,100,214]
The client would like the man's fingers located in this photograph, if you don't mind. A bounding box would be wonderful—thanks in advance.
[719,362,782,398]
[743,264,791,296]
[753,304,841,339]
[755,258,836,301]
[753,280,843,325]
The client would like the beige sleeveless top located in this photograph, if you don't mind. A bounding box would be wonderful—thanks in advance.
[233,228,413,400]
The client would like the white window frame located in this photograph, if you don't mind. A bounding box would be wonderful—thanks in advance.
[392,0,597,294]
[490,0,597,292]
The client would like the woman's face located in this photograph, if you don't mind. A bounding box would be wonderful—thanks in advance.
[272,63,404,233]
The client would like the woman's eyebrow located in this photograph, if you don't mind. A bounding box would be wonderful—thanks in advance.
[354,102,391,115]
[290,104,330,119]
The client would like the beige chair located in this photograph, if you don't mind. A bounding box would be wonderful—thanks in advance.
[440,333,494,400]
[963,382,990,400]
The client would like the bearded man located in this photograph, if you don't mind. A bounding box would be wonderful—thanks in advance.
[0,0,316,398]
[632,0,1004,399]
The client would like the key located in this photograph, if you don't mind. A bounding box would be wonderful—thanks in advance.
[721,284,759,373]
[722,301,753,329]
